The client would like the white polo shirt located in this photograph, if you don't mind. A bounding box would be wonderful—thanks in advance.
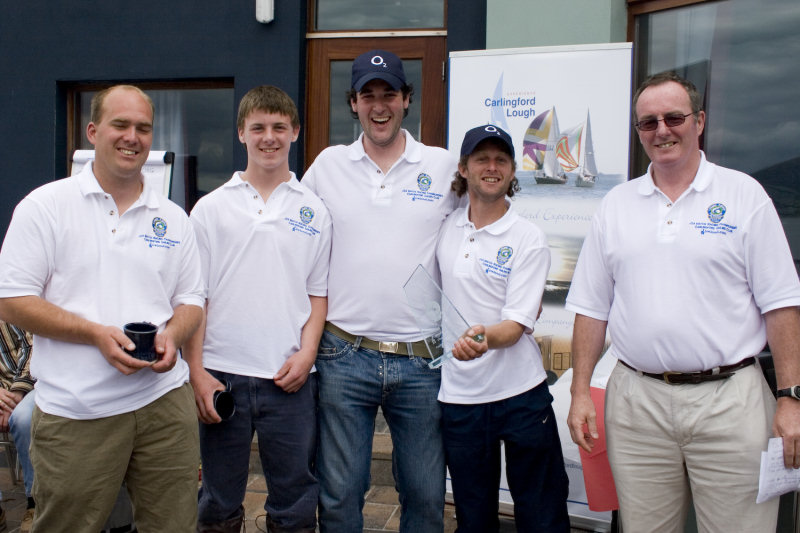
[566,153,800,373]
[0,164,205,419]
[302,130,459,342]
[190,172,331,378]
[436,204,550,404]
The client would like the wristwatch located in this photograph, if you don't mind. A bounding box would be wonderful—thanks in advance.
[777,385,800,400]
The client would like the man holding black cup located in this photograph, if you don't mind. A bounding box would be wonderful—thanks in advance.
[185,86,330,533]
[0,85,204,532]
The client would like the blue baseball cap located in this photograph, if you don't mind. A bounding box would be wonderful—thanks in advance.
[351,50,407,92]
[460,125,515,159]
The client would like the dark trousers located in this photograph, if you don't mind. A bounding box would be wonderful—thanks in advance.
[198,370,318,532]
[442,381,570,533]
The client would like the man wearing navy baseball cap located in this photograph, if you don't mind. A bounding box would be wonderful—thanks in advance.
[303,50,459,532]
[437,124,570,532]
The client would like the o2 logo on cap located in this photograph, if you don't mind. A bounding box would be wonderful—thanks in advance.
[299,206,315,225]
[707,203,726,223]
[484,125,498,134]
[152,217,167,237]
[372,55,387,68]
[417,173,432,192]
[497,246,513,265]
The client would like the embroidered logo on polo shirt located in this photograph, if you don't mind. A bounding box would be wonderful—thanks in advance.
[139,217,180,249]
[402,173,444,203]
[478,246,513,279]
[283,206,320,237]
[152,217,167,237]
[707,203,726,223]
[299,206,315,224]
[496,246,513,265]
[688,203,737,235]
[417,173,432,192]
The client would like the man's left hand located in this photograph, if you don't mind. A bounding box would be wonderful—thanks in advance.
[774,398,800,468]
[151,331,178,373]
[274,350,315,393]
[452,325,488,361]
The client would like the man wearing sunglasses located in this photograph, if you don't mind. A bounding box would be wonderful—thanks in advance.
[566,72,800,532]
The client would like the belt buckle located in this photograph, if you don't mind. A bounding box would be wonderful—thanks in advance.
[378,341,399,354]
[663,371,682,385]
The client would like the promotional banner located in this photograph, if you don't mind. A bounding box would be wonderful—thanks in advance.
[448,43,632,529]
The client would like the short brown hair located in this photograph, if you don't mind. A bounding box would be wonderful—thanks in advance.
[238,85,300,130]
[633,71,703,121]
[90,85,154,124]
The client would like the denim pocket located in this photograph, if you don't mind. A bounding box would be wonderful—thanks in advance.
[408,354,442,373]
[316,330,354,362]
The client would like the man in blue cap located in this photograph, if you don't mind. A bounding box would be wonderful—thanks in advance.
[303,50,459,533]
[437,125,569,532]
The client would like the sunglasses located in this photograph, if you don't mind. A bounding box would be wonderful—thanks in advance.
[634,112,695,131]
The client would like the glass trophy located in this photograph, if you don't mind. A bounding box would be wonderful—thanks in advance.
[403,264,484,369]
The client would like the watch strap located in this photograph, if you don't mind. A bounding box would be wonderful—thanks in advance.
[777,385,800,400]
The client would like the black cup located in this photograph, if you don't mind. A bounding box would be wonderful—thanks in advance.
[213,382,235,421]
[123,322,158,362]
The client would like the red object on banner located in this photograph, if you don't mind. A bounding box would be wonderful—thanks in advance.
[578,386,619,511]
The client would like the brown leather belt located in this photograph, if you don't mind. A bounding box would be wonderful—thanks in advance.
[324,322,440,359]
[620,357,755,385]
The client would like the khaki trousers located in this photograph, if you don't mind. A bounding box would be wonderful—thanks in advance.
[605,362,778,533]
[30,383,200,533]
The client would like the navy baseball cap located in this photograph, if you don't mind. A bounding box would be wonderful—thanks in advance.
[351,50,407,92]
[460,125,515,159]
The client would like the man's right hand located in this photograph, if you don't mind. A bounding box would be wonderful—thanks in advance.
[94,325,153,375]
[567,390,599,453]
[190,368,226,424]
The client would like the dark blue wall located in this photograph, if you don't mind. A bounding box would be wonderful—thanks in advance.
[0,1,307,235]
[0,1,485,236]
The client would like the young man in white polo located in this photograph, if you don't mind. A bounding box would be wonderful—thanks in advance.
[437,125,570,533]
[186,86,331,533]
[302,49,458,533]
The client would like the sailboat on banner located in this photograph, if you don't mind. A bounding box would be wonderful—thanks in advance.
[555,110,599,188]
[490,74,510,132]
[523,107,567,184]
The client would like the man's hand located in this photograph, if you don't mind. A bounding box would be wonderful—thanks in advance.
[0,411,10,433]
[94,325,153,375]
[150,330,179,373]
[190,368,226,424]
[452,325,488,361]
[274,350,315,393]
[567,390,599,453]
[774,398,800,468]
[0,390,22,431]
[0,389,22,414]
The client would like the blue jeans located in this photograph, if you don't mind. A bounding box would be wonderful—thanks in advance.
[9,388,35,497]
[441,382,570,533]
[198,370,318,532]
[315,330,445,533]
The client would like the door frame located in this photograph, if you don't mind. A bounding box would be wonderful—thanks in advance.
[304,36,447,169]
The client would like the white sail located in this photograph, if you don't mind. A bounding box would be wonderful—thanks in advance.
[575,110,598,187]
[523,107,567,184]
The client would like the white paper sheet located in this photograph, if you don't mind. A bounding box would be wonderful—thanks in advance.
[757,437,800,503]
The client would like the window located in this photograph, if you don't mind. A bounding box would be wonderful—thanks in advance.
[67,82,234,211]
[312,0,445,31]
[631,0,800,268]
